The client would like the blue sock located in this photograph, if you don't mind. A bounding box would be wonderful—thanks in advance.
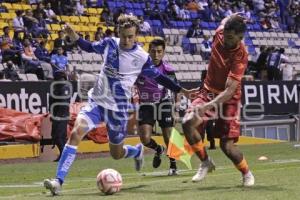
[123,145,140,158]
[56,144,77,184]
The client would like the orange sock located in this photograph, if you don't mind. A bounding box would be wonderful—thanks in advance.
[235,158,249,175]
[192,141,208,161]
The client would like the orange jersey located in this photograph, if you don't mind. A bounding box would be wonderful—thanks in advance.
[204,27,248,98]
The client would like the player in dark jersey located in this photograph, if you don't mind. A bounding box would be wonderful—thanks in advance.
[136,38,179,175]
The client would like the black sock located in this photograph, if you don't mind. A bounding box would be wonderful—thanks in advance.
[169,158,177,169]
[145,139,161,152]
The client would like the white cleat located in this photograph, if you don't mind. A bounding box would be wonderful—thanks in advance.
[134,144,144,171]
[44,178,62,196]
[192,157,216,182]
[243,171,255,187]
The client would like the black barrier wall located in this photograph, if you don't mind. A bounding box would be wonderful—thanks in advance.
[0,81,299,115]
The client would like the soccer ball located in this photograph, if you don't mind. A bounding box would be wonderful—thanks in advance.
[96,168,122,195]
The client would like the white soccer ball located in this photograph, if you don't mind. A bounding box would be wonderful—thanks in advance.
[96,168,122,195]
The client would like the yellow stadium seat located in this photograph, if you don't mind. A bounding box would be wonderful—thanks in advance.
[50,33,58,40]
[70,16,80,24]
[11,3,22,10]
[0,13,13,21]
[0,22,9,29]
[72,25,81,32]
[142,43,149,52]
[51,24,61,31]
[89,16,100,24]
[145,36,154,43]
[2,3,12,10]
[89,26,97,32]
[46,41,54,51]
[80,25,90,32]
[96,8,103,15]
[21,4,31,10]
[9,12,16,18]
[60,16,70,23]
[79,16,89,24]
[9,31,13,38]
[137,36,146,43]
[87,8,97,15]
[107,26,114,31]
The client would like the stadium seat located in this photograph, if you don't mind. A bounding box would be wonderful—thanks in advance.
[79,16,89,24]
[50,24,61,32]
[60,16,71,23]
[12,3,22,10]
[88,16,100,25]
[26,73,39,81]
[18,74,28,81]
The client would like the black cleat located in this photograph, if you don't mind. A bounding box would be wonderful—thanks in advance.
[152,146,165,168]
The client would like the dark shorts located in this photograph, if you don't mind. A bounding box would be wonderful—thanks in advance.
[138,100,174,128]
[189,88,241,142]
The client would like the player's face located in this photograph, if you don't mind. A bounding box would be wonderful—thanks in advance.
[149,45,165,65]
[119,26,137,50]
[223,30,244,49]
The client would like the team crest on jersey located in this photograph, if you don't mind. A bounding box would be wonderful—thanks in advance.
[132,59,139,67]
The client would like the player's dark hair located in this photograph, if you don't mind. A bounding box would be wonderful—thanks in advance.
[149,38,166,50]
[224,16,246,34]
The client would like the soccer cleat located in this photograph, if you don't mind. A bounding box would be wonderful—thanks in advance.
[152,146,165,168]
[242,171,255,187]
[134,143,144,171]
[192,157,216,182]
[168,168,178,176]
[44,178,62,196]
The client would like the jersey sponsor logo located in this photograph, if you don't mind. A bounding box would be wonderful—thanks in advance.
[103,66,123,79]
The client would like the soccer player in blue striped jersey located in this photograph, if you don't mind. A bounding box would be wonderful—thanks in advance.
[43,14,194,195]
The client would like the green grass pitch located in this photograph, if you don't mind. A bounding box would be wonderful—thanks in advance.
[0,142,300,200]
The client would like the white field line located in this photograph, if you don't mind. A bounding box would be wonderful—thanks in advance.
[1,164,300,199]
[1,158,300,188]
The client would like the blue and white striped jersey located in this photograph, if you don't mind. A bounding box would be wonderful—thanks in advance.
[77,37,181,112]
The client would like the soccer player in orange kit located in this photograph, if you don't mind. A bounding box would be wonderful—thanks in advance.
[182,13,255,186]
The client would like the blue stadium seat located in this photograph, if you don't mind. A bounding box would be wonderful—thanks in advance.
[132,3,141,9]
[152,20,162,27]
[116,2,124,8]
[145,20,152,26]
[184,21,192,28]
[200,21,209,29]
[140,3,145,9]
[247,24,253,30]
[134,10,144,16]
[125,2,133,9]
[177,21,185,29]
[248,46,256,55]
[208,22,217,29]
[190,12,198,19]
[159,4,165,10]
[253,23,261,31]
[245,38,253,46]
[169,20,177,28]
[126,9,134,14]
[107,1,116,9]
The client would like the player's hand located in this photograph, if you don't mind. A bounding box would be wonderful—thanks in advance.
[63,23,79,41]
[180,87,200,99]
[194,104,207,117]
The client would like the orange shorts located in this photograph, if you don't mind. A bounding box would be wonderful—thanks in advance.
[189,88,241,142]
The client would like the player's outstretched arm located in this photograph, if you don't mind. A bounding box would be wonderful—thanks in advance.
[200,77,239,113]
[63,24,108,53]
[141,65,198,99]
